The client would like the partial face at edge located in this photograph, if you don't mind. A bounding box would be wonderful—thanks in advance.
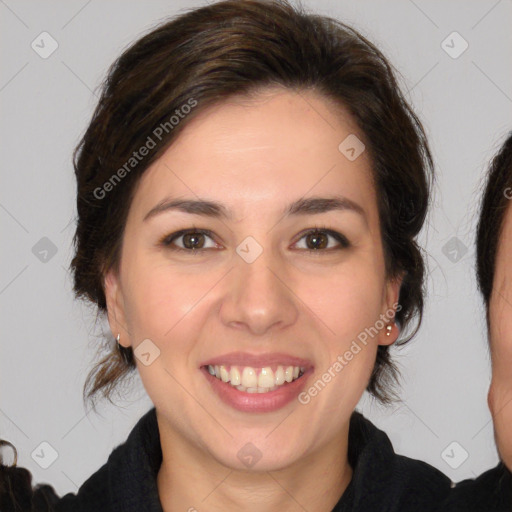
[488,201,512,469]
[104,87,400,471]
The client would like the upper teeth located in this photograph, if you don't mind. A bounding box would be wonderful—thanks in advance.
[207,364,305,393]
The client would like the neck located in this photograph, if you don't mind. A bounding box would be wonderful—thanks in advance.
[156,417,353,512]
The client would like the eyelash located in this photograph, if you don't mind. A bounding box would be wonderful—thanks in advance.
[158,225,350,255]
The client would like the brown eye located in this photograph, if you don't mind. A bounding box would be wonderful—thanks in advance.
[161,229,217,252]
[294,228,350,251]
[159,226,350,255]
[180,232,207,249]
[305,231,329,250]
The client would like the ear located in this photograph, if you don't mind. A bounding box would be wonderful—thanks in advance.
[104,267,131,348]
[377,273,403,347]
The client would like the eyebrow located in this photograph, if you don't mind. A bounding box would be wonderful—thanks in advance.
[143,195,366,223]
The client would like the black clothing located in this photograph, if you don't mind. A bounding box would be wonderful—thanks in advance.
[1,407,511,511]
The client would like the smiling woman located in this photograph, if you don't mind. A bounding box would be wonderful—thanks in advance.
[116,88,394,428]
[0,0,510,511]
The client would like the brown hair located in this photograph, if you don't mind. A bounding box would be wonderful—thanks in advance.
[71,0,433,409]
[476,131,512,322]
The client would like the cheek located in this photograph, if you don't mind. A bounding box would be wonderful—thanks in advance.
[302,261,385,393]
[303,258,386,338]
[490,297,512,346]
[123,262,210,341]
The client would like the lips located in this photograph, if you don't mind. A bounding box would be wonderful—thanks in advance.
[199,351,314,412]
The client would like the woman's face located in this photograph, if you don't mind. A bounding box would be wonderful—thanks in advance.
[105,88,400,471]
[488,202,512,468]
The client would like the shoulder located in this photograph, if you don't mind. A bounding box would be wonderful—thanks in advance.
[1,462,60,512]
[345,411,452,510]
[440,462,512,512]
[1,446,130,512]
[0,461,113,512]
[0,408,161,512]
[346,412,511,511]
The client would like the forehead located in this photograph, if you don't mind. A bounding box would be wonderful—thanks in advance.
[129,88,378,224]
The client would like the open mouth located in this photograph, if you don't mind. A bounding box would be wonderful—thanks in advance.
[203,364,306,393]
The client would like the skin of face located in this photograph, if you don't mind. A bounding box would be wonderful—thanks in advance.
[488,202,512,471]
[104,87,401,510]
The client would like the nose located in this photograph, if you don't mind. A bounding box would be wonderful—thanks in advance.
[219,243,299,337]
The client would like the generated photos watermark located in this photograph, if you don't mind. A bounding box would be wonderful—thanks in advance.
[93,97,198,200]
[298,302,401,405]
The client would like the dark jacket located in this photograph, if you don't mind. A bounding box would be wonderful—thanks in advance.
[1,407,511,511]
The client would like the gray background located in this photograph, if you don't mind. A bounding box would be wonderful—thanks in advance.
[1,0,511,496]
